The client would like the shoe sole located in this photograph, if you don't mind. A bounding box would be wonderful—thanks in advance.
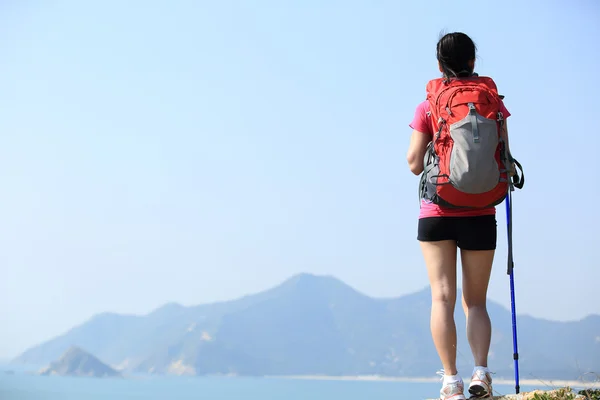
[468,383,490,398]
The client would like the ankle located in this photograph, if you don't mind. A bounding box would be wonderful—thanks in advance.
[443,373,462,384]
[473,365,490,374]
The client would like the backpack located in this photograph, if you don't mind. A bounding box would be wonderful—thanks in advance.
[419,75,523,209]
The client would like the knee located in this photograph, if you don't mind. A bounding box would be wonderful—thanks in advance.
[463,294,487,310]
[432,289,456,308]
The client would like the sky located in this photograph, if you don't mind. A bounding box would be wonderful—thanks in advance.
[0,0,598,360]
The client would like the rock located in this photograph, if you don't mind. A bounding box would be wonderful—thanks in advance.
[427,388,588,399]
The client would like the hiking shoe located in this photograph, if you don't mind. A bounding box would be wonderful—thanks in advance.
[468,367,493,398]
[437,370,466,400]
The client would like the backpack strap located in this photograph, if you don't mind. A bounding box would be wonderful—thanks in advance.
[419,143,437,204]
[496,106,525,191]
[511,158,525,190]
[468,103,480,143]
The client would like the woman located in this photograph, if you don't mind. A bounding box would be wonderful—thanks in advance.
[406,32,512,400]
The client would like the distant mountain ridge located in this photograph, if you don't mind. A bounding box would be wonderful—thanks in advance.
[13,273,600,380]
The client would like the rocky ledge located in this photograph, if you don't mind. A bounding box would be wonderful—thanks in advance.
[427,388,595,399]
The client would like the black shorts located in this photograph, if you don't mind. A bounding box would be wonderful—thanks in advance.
[417,215,497,250]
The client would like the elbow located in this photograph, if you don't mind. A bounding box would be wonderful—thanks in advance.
[409,164,423,175]
[406,154,423,175]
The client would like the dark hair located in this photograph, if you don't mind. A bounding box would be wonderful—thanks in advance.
[436,32,477,79]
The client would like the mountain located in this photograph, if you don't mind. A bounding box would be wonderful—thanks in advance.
[13,273,600,380]
[39,346,121,378]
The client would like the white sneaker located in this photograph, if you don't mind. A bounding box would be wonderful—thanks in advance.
[437,370,466,400]
[468,367,493,398]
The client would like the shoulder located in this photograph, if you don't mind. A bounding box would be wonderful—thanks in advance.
[416,100,430,115]
[409,100,433,135]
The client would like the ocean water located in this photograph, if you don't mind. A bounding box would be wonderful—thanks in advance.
[0,373,539,400]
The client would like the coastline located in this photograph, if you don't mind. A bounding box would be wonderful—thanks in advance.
[268,374,598,389]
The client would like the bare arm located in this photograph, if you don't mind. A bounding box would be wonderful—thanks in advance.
[406,130,430,175]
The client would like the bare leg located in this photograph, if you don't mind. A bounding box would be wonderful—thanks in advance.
[420,240,458,375]
[460,249,495,367]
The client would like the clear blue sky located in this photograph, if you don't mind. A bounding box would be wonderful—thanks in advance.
[1,0,598,360]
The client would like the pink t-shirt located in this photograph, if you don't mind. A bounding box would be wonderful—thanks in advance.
[410,100,511,219]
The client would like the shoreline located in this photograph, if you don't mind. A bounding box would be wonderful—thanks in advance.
[267,374,599,389]
[7,367,598,389]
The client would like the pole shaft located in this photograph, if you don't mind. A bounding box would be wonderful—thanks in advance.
[505,192,520,394]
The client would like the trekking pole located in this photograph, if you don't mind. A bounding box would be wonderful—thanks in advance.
[505,186,520,394]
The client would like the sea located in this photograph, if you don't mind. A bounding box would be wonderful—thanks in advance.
[0,371,543,400]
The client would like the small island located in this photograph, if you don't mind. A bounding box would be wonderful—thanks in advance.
[39,346,121,378]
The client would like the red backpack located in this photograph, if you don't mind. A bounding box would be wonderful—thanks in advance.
[419,75,521,209]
